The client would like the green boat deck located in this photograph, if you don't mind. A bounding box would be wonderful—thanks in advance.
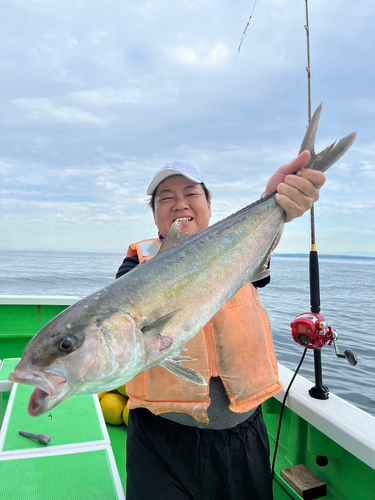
[1,298,375,499]
[0,359,126,500]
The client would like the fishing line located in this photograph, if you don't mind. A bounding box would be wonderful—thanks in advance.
[271,347,307,482]
[238,0,258,53]
[192,1,261,116]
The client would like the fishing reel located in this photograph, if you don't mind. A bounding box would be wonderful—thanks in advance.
[291,312,357,366]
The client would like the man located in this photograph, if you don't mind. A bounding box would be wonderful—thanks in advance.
[116,153,325,500]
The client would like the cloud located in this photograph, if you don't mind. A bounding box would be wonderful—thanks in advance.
[11,97,111,126]
[168,42,231,68]
[0,0,374,254]
[69,84,178,106]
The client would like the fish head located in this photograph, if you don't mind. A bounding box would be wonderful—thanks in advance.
[9,303,145,416]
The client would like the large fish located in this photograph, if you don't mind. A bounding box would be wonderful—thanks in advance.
[9,105,357,416]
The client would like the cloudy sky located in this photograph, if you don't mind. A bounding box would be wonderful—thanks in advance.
[1,0,374,255]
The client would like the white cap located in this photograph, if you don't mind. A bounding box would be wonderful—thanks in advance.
[147,160,205,196]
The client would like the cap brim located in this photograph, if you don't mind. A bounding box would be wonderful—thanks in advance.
[147,171,202,196]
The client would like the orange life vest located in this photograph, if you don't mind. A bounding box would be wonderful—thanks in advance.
[125,238,283,424]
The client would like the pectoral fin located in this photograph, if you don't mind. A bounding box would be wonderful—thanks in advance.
[160,349,207,386]
[141,310,180,337]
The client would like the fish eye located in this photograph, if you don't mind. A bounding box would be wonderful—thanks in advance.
[59,338,75,352]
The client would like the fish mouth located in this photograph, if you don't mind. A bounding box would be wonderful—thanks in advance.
[28,387,54,417]
[9,368,68,417]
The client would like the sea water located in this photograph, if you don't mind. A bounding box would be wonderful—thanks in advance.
[0,250,374,417]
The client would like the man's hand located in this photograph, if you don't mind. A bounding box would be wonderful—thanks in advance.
[264,150,326,223]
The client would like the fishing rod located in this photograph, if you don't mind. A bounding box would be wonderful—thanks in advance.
[271,0,357,483]
[291,0,357,401]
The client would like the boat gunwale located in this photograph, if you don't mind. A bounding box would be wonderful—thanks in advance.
[0,296,81,306]
[276,364,375,470]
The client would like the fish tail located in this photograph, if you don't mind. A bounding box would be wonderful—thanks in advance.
[299,103,358,173]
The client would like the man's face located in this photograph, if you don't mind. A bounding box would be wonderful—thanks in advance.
[153,175,211,238]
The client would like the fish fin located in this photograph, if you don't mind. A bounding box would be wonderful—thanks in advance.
[307,131,358,173]
[299,102,322,156]
[160,350,207,386]
[299,103,358,173]
[158,220,192,254]
[141,310,180,337]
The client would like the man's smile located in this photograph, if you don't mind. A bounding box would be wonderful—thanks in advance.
[173,217,193,223]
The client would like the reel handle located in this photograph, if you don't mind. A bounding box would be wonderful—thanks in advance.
[334,348,358,366]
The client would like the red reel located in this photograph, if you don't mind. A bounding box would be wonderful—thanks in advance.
[291,312,335,349]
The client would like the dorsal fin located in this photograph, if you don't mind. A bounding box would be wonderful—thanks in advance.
[158,220,192,254]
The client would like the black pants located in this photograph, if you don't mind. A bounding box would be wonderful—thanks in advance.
[126,406,273,500]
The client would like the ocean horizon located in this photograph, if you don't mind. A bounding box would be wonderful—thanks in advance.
[2,248,375,259]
